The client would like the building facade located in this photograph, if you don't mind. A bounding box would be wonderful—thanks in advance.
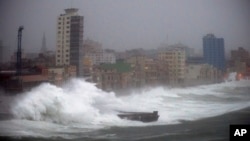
[92,61,132,91]
[56,8,84,76]
[185,63,222,86]
[85,51,116,65]
[47,65,76,86]
[126,56,168,87]
[83,39,102,55]
[203,34,225,71]
[228,47,250,77]
[158,47,186,84]
[231,47,249,63]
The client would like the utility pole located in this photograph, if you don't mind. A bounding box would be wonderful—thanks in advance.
[16,26,24,76]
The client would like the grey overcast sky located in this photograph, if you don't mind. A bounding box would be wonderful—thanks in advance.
[0,0,249,54]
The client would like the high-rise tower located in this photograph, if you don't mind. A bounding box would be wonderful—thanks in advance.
[56,8,84,76]
[203,34,225,71]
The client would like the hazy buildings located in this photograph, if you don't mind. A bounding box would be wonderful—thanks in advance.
[56,8,84,76]
[228,47,250,76]
[47,66,77,86]
[83,39,116,65]
[85,51,116,65]
[158,46,186,84]
[231,47,249,63]
[125,56,168,87]
[83,39,102,55]
[203,34,225,71]
[92,61,132,91]
[185,58,222,86]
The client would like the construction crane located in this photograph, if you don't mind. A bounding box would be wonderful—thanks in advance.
[16,26,24,76]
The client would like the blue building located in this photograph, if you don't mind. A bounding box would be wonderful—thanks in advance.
[203,34,225,71]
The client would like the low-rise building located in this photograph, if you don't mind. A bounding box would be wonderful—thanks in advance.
[228,47,250,77]
[126,56,168,87]
[83,39,102,55]
[185,62,222,86]
[92,61,132,91]
[144,58,168,86]
[85,51,116,65]
[48,65,76,86]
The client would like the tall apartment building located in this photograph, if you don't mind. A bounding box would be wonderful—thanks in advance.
[203,34,225,71]
[56,8,84,76]
[158,46,186,84]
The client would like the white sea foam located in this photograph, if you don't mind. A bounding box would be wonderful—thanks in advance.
[0,74,246,139]
[0,77,249,138]
[9,78,250,126]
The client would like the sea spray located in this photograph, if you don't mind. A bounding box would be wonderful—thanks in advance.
[10,78,250,127]
[11,79,119,125]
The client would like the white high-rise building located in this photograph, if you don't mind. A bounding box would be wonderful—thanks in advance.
[56,8,84,76]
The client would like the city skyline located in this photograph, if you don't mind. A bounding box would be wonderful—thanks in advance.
[0,0,249,55]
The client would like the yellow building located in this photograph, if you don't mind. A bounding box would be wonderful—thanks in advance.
[82,57,93,81]
[48,65,76,86]
[126,56,168,87]
[158,47,186,84]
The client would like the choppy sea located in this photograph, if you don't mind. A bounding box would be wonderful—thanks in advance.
[0,77,250,141]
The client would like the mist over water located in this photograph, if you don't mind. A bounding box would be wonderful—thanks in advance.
[0,77,250,138]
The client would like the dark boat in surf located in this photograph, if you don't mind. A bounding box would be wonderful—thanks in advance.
[117,111,159,122]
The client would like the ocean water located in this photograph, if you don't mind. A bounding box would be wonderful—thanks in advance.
[0,76,250,140]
